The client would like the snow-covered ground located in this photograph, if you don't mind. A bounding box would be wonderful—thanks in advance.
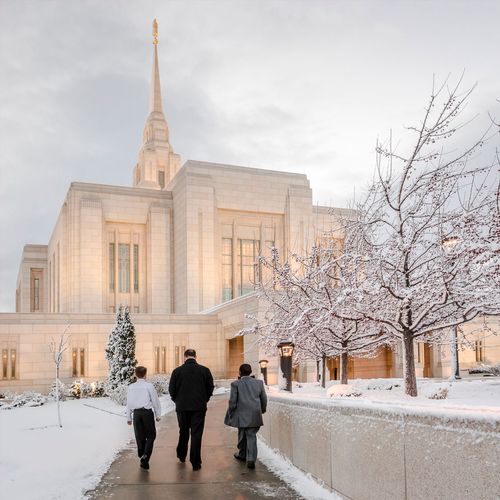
[0,395,174,500]
[269,377,500,418]
[1,378,497,500]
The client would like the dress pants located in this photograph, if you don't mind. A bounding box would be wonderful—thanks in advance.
[176,410,206,467]
[237,427,260,462]
[133,408,156,461]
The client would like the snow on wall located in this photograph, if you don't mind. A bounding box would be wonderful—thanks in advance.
[260,395,500,500]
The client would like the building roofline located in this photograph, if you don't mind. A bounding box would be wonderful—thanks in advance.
[69,181,172,199]
[183,160,310,183]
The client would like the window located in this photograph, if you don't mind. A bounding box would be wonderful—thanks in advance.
[475,340,485,362]
[109,243,115,291]
[72,348,85,377]
[79,349,85,377]
[161,347,166,373]
[2,349,7,379]
[417,343,424,364]
[154,347,160,374]
[222,238,233,302]
[30,269,43,312]
[175,345,186,366]
[10,349,16,379]
[2,348,17,379]
[158,170,165,189]
[72,348,78,377]
[118,244,130,293]
[33,278,40,311]
[237,239,259,296]
[133,244,139,293]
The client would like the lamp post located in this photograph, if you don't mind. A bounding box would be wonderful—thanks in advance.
[442,236,461,380]
[277,341,294,392]
[259,359,269,386]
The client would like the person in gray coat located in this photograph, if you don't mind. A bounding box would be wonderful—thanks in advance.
[224,363,267,469]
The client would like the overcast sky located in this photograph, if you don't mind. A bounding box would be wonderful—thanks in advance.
[1,0,499,311]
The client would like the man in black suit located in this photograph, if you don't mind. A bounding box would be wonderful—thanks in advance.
[168,348,214,470]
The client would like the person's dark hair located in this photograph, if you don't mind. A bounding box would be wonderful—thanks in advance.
[135,366,147,378]
[239,363,252,377]
[184,348,197,358]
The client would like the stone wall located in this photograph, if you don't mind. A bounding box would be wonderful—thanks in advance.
[260,396,500,500]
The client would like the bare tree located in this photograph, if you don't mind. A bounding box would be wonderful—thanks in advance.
[49,325,70,428]
[250,245,388,387]
[347,76,500,396]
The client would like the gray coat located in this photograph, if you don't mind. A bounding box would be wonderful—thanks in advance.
[224,376,267,428]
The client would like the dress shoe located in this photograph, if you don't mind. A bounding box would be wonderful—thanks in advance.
[140,455,149,470]
[233,453,246,461]
[177,457,186,463]
[192,464,202,471]
[247,461,255,469]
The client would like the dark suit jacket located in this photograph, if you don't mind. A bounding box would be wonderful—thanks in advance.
[225,376,267,428]
[168,359,214,412]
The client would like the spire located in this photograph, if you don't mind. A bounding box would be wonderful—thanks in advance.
[132,19,181,190]
[149,19,163,114]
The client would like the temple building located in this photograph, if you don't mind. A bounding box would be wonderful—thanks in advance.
[1,22,497,392]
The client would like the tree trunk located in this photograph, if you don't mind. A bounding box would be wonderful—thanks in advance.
[56,365,62,428]
[321,354,326,389]
[340,352,349,385]
[402,334,418,397]
[316,359,320,383]
[449,326,460,380]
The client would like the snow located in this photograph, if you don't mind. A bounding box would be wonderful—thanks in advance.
[0,395,174,500]
[268,377,500,421]
[258,438,340,499]
[326,384,362,398]
[213,386,230,395]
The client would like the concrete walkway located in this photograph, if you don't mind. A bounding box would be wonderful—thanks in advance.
[87,395,302,499]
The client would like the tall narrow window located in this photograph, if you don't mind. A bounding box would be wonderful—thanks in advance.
[118,244,130,293]
[10,349,16,379]
[33,278,40,311]
[475,340,485,362]
[30,269,42,312]
[161,347,166,373]
[175,346,180,366]
[133,244,139,293]
[154,347,160,373]
[109,243,115,291]
[417,343,423,364]
[79,348,85,376]
[237,239,259,296]
[222,238,233,302]
[72,348,78,377]
[158,170,165,189]
[2,349,7,379]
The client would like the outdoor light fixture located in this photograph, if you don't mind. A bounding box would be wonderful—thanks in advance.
[259,359,269,385]
[442,236,459,249]
[277,341,294,357]
[277,341,294,392]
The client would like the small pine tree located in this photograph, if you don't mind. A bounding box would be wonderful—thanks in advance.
[105,306,137,390]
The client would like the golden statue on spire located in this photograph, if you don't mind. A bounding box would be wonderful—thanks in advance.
[152,19,158,45]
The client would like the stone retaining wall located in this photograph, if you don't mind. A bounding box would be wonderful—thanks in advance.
[259,396,500,500]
